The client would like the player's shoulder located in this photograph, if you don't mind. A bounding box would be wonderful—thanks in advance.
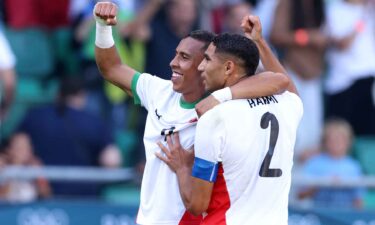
[138,72,172,91]
[139,72,170,84]
[214,99,247,113]
[199,99,248,124]
[279,90,302,102]
[276,91,303,108]
[276,91,304,118]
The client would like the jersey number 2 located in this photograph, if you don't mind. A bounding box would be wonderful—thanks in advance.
[259,112,282,177]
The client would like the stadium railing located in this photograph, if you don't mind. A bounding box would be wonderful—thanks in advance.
[0,166,375,225]
[0,166,137,183]
[1,166,374,187]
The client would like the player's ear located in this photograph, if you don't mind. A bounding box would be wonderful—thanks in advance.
[224,61,235,75]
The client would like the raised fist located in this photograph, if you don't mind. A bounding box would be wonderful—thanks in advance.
[93,2,118,26]
[241,15,263,42]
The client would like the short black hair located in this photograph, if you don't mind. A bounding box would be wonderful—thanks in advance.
[59,76,84,99]
[187,30,216,50]
[56,76,85,116]
[212,33,259,76]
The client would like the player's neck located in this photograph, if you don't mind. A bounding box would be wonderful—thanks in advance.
[225,74,246,88]
[182,90,205,103]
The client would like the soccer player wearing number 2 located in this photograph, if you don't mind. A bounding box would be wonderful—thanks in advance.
[157,15,302,225]
[94,2,291,224]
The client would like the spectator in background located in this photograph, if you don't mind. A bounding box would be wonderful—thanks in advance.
[324,0,375,135]
[270,0,328,164]
[18,76,121,197]
[222,1,252,34]
[0,133,51,203]
[199,0,251,33]
[298,118,364,209]
[144,0,199,79]
[0,140,9,169]
[0,1,5,22]
[253,0,279,41]
[0,24,16,121]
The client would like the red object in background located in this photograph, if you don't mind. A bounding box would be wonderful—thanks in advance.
[39,0,70,29]
[355,20,365,33]
[294,29,309,46]
[211,7,225,34]
[5,0,40,29]
[5,0,70,29]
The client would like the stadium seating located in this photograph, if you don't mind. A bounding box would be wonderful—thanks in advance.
[352,136,375,209]
[102,183,140,206]
[115,130,137,167]
[5,28,54,78]
[353,136,375,174]
[49,27,78,75]
[2,28,58,139]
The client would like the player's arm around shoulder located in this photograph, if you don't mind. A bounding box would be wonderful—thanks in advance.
[196,15,296,117]
[227,15,289,99]
[94,2,137,96]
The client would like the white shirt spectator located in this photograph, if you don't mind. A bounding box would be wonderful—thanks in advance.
[325,0,375,94]
[0,27,16,70]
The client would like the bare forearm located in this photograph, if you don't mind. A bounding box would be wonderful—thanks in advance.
[270,31,297,48]
[330,32,356,50]
[269,0,296,48]
[230,38,290,98]
[94,2,136,95]
[95,46,122,76]
[95,45,135,96]
[254,38,298,94]
[231,71,288,99]
[176,167,194,209]
[229,38,290,98]
[256,38,287,74]
[1,69,15,110]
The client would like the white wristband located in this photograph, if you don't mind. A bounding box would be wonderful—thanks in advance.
[211,87,232,103]
[95,22,115,49]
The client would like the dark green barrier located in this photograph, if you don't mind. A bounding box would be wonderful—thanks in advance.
[0,200,138,225]
[0,201,374,225]
[289,207,375,225]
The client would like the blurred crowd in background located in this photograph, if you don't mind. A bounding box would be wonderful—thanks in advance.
[0,0,374,210]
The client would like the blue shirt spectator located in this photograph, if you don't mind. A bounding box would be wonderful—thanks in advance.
[18,77,118,197]
[302,153,364,208]
[298,118,365,209]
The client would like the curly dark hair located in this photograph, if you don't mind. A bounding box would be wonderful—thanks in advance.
[212,33,259,76]
[187,30,216,50]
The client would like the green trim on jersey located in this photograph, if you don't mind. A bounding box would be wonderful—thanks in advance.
[179,97,201,109]
[131,72,142,104]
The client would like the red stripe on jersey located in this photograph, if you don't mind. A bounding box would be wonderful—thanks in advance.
[178,211,202,225]
[202,163,230,225]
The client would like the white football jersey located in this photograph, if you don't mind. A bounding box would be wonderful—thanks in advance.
[132,73,202,225]
[192,91,303,225]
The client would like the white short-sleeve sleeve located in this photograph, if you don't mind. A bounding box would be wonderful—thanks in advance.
[131,72,170,111]
[286,91,304,122]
